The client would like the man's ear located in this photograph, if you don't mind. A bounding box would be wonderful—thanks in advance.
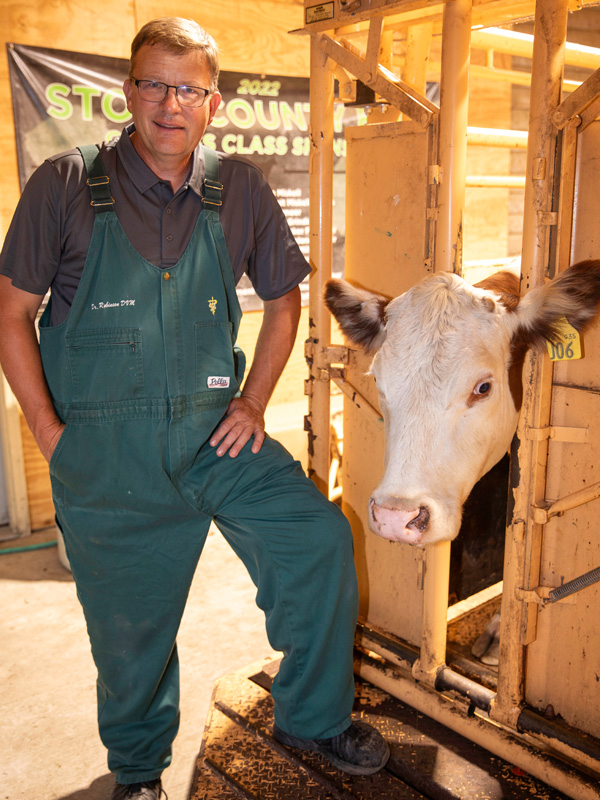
[207,90,222,125]
[123,78,134,114]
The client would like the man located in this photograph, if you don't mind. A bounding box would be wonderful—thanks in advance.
[0,17,389,800]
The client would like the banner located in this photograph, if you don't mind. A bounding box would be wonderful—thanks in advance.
[7,44,360,309]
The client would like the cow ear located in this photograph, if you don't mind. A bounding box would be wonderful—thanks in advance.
[514,259,600,350]
[324,279,389,353]
[474,270,521,311]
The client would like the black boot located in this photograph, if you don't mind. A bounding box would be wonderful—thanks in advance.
[274,720,390,775]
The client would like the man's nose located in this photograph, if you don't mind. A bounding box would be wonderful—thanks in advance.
[161,87,182,111]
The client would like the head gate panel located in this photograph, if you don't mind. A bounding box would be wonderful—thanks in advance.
[303,1,600,796]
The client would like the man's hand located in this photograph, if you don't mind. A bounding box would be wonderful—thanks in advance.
[210,395,265,457]
[37,419,66,464]
[209,285,301,458]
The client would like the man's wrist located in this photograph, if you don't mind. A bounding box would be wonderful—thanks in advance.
[239,392,267,415]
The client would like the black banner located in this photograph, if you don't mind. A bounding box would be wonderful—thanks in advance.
[7,44,359,308]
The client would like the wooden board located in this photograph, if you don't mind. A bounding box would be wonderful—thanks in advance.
[18,413,54,531]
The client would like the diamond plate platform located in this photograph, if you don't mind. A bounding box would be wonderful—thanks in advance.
[189,657,570,800]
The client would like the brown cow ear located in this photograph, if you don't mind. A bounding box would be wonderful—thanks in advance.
[513,259,600,351]
[324,279,389,353]
[474,270,521,311]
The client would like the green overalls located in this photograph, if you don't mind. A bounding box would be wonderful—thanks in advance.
[38,144,359,784]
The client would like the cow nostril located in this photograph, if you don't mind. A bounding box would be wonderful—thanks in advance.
[407,507,430,532]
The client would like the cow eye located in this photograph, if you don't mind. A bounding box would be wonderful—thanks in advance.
[474,380,491,396]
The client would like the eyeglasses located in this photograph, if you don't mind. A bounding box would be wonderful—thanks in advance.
[132,78,210,108]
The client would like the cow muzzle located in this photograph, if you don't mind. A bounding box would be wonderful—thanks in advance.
[369,498,431,545]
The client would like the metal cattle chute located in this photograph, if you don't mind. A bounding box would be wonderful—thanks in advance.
[302,1,600,798]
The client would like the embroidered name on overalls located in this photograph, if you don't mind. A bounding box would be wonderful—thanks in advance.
[91,299,136,310]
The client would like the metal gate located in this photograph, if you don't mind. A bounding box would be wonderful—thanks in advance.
[302,1,600,797]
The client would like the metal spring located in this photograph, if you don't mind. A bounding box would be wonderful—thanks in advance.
[547,565,600,603]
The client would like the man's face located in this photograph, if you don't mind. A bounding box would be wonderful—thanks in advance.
[123,44,221,171]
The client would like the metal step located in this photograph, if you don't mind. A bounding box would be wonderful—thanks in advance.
[189,657,570,800]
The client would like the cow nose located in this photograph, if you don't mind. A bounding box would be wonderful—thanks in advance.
[369,499,431,544]
[407,507,430,532]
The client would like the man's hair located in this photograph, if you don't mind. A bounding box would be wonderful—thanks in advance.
[129,17,220,90]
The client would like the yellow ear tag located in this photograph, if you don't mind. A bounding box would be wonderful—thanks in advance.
[546,316,582,361]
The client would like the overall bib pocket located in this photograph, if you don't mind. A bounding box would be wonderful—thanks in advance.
[66,327,144,402]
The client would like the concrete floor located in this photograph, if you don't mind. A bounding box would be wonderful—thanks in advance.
[0,524,276,800]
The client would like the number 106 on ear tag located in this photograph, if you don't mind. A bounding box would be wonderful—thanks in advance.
[546,317,582,361]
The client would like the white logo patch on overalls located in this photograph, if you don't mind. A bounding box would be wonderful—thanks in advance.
[207,376,230,389]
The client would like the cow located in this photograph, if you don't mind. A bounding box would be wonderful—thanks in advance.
[324,260,600,547]
[324,260,600,664]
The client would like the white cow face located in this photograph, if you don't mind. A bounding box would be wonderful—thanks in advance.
[325,261,600,546]
[369,273,520,544]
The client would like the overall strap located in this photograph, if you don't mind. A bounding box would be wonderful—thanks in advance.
[77,144,115,214]
[201,145,223,210]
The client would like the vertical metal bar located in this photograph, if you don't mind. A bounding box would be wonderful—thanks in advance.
[365,16,384,78]
[520,0,568,283]
[414,0,471,686]
[556,118,581,271]
[434,0,472,276]
[404,23,434,95]
[491,0,569,730]
[375,20,402,124]
[306,35,335,495]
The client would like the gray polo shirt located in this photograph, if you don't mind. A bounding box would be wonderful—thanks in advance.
[0,124,310,326]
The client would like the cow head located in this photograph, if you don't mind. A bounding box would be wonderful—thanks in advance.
[325,260,600,546]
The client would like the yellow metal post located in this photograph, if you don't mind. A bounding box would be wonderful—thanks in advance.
[434,0,472,276]
[414,0,472,686]
[492,0,569,730]
[306,35,335,495]
[404,22,433,96]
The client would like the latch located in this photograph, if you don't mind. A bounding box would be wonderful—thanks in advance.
[525,425,588,443]
[304,340,349,369]
[516,565,600,607]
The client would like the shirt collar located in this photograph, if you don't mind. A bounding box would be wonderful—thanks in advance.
[116,123,206,198]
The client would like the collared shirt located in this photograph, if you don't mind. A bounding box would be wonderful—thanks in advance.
[0,124,310,326]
